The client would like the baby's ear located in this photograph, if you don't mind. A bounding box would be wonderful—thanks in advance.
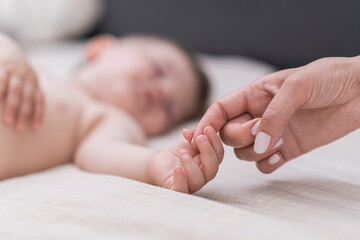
[85,34,117,61]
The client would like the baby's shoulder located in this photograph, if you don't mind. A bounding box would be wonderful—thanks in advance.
[78,101,146,145]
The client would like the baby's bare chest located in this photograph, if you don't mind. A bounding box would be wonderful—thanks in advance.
[0,84,88,178]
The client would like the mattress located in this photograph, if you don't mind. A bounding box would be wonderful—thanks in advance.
[0,41,359,239]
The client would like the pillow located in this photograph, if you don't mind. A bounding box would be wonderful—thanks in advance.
[0,0,104,43]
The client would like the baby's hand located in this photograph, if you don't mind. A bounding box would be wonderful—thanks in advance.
[147,126,224,193]
[0,35,44,131]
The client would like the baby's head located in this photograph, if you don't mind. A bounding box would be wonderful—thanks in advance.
[75,34,209,136]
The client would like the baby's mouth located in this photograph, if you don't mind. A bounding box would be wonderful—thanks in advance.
[142,88,156,111]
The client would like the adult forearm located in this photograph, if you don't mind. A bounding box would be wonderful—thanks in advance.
[350,55,360,129]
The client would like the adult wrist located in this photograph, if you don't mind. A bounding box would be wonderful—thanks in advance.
[353,55,360,128]
[355,98,360,130]
[344,56,360,130]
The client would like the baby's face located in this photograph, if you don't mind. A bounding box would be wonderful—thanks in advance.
[76,37,198,136]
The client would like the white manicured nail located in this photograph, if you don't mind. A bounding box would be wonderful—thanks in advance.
[254,131,271,154]
[272,138,283,149]
[268,154,280,165]
[251,120,260,136]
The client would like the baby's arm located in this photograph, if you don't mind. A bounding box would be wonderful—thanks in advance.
[74,112,155,183]
[74,111,224,193]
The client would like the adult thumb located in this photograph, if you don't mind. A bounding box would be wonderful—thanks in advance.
[254,79,304,154]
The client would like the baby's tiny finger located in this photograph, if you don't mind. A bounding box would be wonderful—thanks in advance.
[33,90,44,128]
[4,76,22,125]
[196,135,219,182]
[182,128,195,143]
[178,149,205,193]
[0,70,8,103]
[171,166,189,193]
[203,126,224,163]
[256,151,285,174]
[15,102,32,131]
[15,83,34,131]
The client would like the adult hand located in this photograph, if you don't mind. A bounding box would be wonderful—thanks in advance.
[192,56,360,173]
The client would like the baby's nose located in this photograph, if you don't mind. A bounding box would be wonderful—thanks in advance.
[156,82,171,103]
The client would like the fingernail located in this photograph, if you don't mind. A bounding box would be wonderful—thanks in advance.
[174,166,184,174]
[204,126,213,135]
[272,138,283,149]
[179,149,188,156]
[197,135,207,144]
[251,120,260,136]
[268,154,280,165]
[254,131,271,154]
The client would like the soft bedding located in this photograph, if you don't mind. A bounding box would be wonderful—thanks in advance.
[0,42,359,239]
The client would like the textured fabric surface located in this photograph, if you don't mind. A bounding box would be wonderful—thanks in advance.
[1,163,357,240]
[0,42,359,239]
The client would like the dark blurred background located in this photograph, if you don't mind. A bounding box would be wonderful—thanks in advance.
[92,0,360,68]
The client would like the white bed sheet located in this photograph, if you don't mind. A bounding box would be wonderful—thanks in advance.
[0,41,359,239]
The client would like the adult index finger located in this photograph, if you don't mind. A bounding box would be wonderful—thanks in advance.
[192,86,249,149]
[191,68,295,150]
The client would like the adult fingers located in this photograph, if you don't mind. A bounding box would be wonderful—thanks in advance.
[234,137,283,161]
[191,87,249,149]
[192,69,295,150]
[220,116,259,148]
[254,77,304,155]
[256,151,286,174]
[171,166,189,194]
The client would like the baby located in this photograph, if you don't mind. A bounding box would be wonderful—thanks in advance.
[0,33,224,193]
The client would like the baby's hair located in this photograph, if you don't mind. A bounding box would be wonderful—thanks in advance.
[117,33,210,121]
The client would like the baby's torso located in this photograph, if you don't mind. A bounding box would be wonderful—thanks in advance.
[0,74,143,179]
[0,81,83,178]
